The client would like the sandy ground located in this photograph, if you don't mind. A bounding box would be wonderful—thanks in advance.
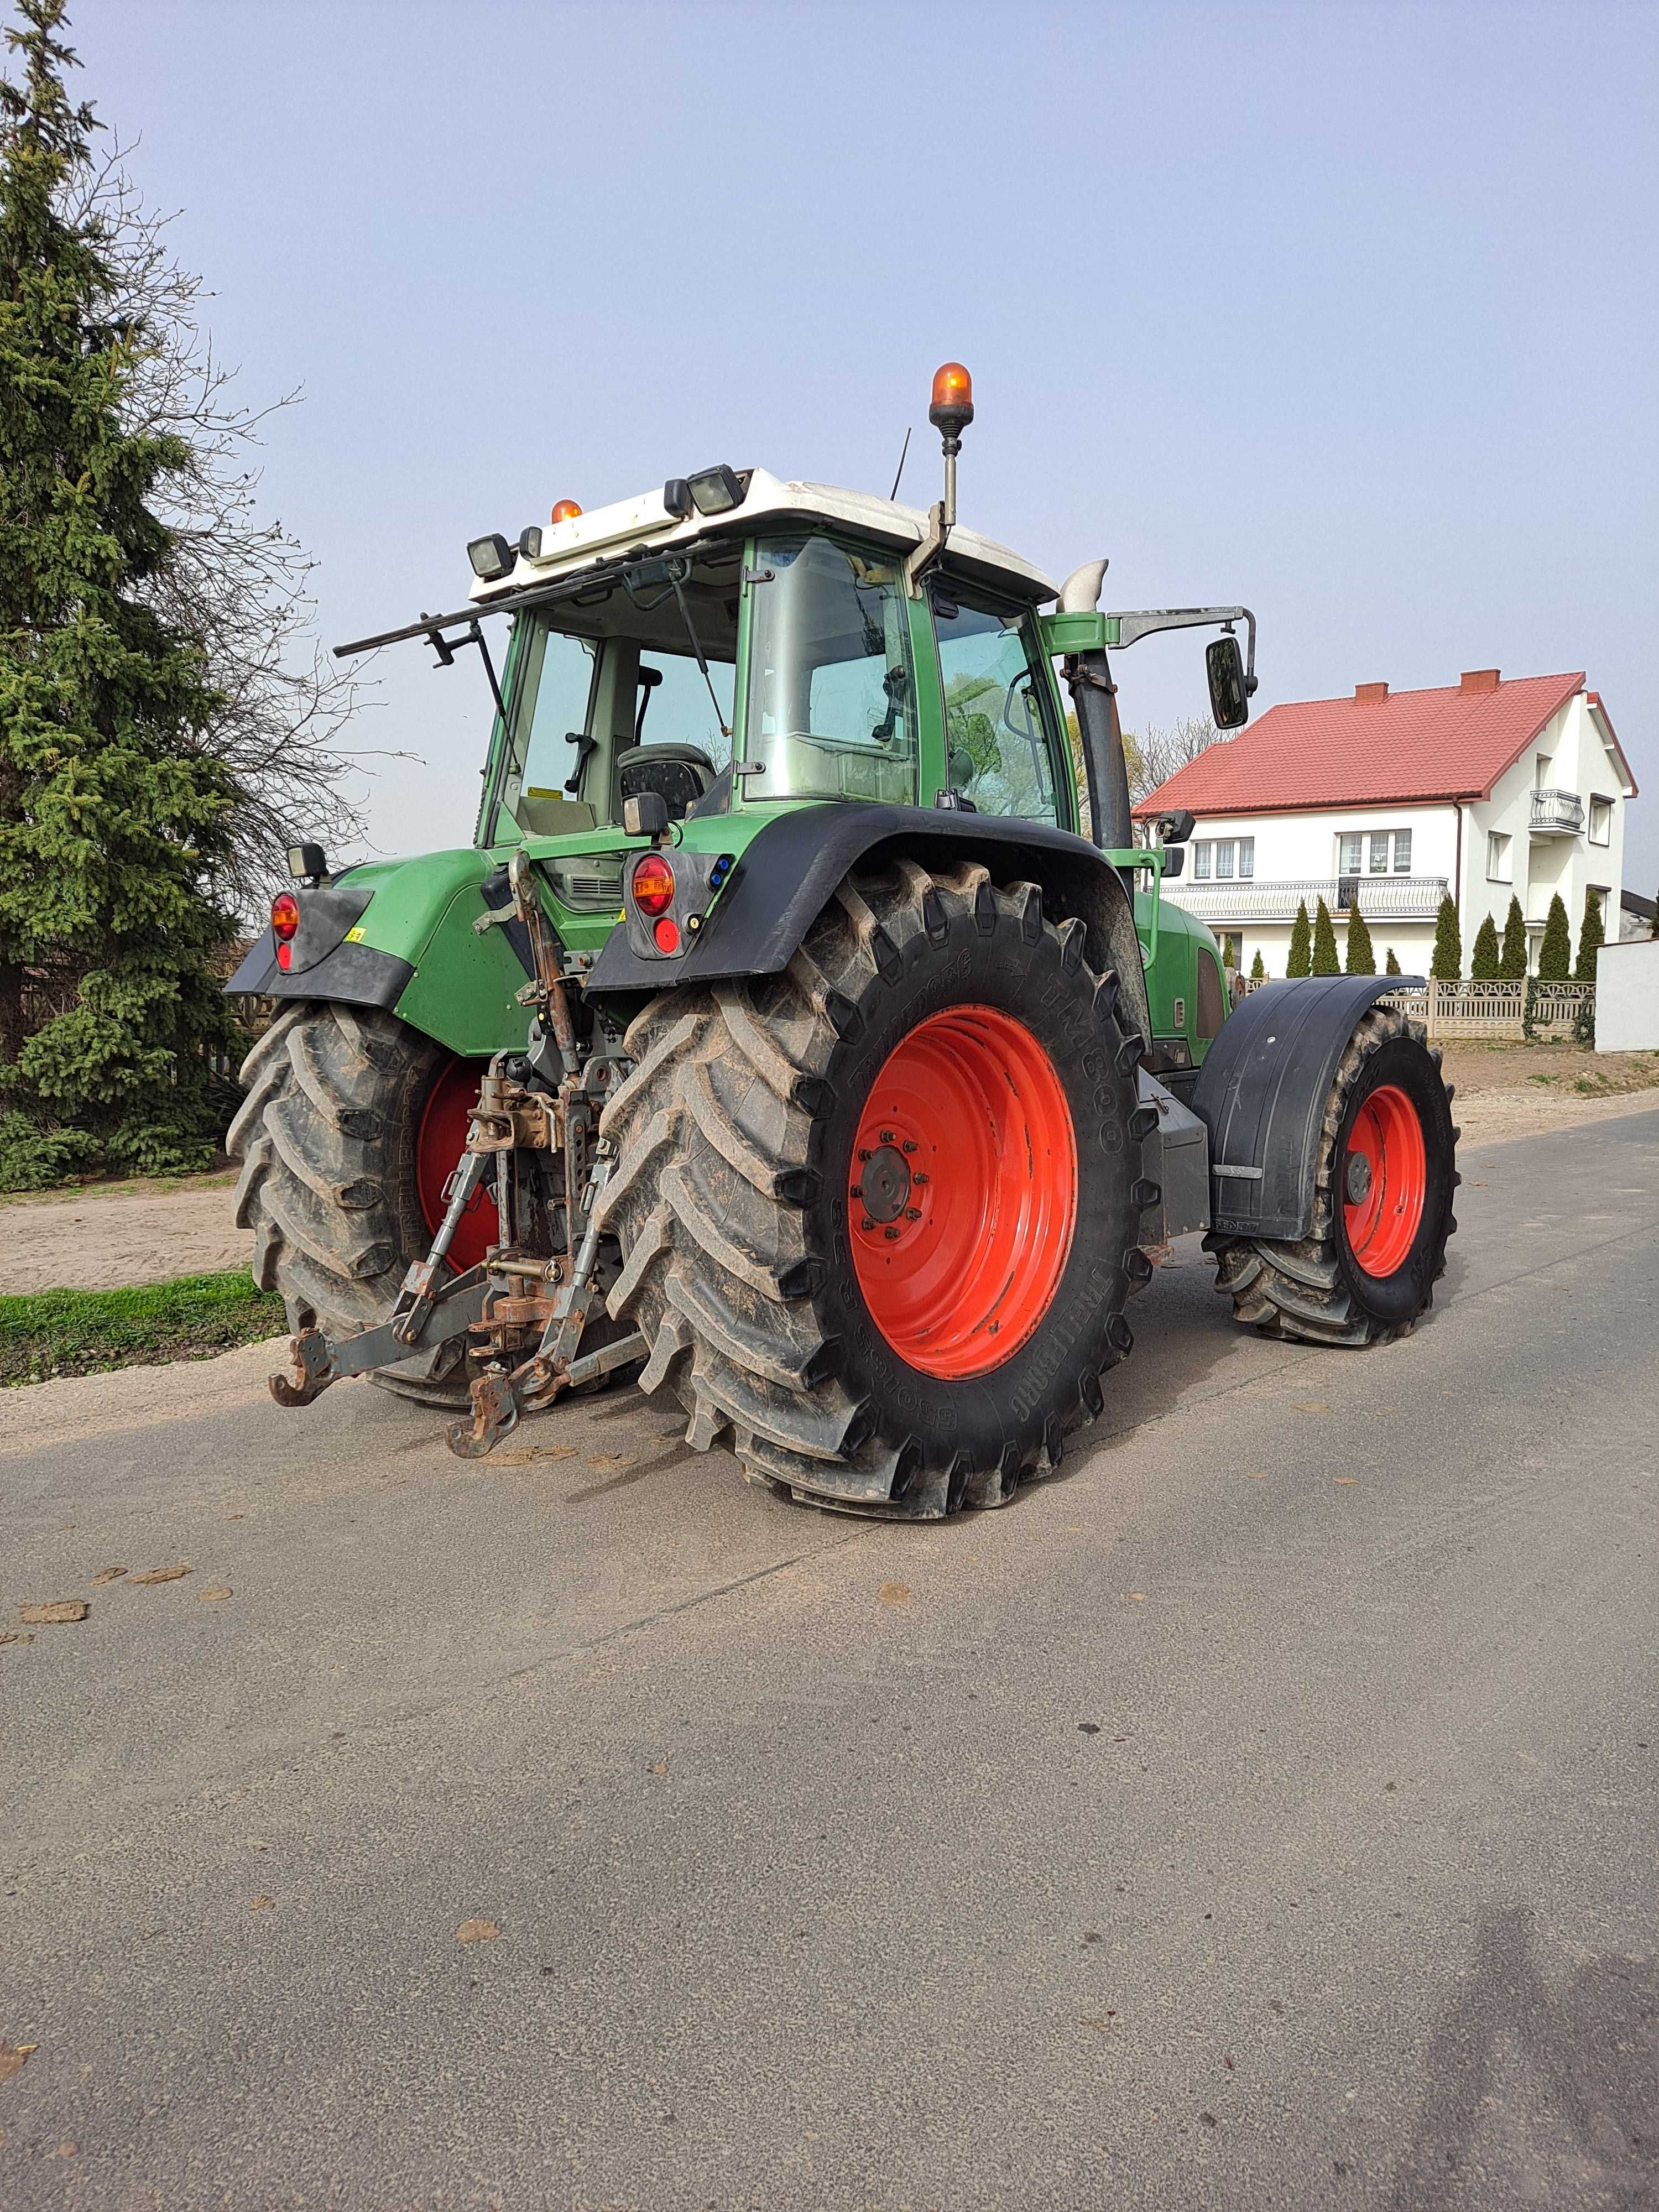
[1,1050,1655,1298]
[0,1173,246,1298]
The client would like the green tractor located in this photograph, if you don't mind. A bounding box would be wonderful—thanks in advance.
[227,366,1457,1512]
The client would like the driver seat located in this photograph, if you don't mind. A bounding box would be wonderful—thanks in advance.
[614,743,717,824]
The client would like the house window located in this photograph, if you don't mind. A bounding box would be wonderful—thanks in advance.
[1338,828,1412,876]
[1486,832,1512,883]
[1588,796,1613,847]
[1192,836,1253,881]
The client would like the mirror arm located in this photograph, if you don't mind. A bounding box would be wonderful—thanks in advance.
[1106,606,1258,693]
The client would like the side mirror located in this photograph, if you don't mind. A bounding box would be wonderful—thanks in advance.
[1161,846,1185,880]
[1206,634,1250,729]
[1157,808,1196,845]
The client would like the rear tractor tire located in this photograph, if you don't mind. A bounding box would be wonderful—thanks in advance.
[228,1003,491,1404]
[1203,1003,1458,1347]
[596,857,1161,1519]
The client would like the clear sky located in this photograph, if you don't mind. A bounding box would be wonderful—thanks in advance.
[65,0,1659,892]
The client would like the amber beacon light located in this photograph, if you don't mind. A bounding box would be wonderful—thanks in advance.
[928,361,974,436]
[550,498,583,524]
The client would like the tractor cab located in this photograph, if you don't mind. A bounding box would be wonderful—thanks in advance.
[463,467,1064,844]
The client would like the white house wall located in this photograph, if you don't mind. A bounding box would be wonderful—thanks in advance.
[1161,802,1454,978]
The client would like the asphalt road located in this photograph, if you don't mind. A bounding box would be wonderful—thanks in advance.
[4,1111,1657,2211]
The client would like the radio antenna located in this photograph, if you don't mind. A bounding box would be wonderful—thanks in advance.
[888,426,911,503]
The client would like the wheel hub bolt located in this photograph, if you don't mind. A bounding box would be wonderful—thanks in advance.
[901,1139,918,1154]
[860,1216,875,1232]
[884,1227,900,1241]
[879,1129,896,1144]
[912,1171,929,1185]
[905,1206,921,1221]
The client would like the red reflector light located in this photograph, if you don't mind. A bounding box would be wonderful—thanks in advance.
[276,941,292,971]
[271,892,300,942]
[653,915,681,954]
[631,853,675,917]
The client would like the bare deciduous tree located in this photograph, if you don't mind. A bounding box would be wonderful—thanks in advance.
[66,145,401,915]
[1123,713,1230,806]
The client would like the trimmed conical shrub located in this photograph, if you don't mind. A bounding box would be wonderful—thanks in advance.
[1385,947,1402,975]
[1470,915,1500,978]
[1311,898,1340,975]
[1287,900,1312,978]
[1430,894,1462,980]
[1500,894,1527,978]
[1574,888,1604,981]
[1537,893,1572,980]
[1249,947,1266,982]
[1345,904,1376,974]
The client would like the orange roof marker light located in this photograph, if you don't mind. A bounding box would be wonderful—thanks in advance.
[551,498,582,524]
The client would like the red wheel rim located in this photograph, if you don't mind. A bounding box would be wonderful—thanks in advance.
[1342,1083,1427,1279]
[416,1057,493,1274]
[849,1005,1077,1379]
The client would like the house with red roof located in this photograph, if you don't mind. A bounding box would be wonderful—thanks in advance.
[1133,669,1636,979]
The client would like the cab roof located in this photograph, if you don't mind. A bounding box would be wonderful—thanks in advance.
[469,466,1057,609]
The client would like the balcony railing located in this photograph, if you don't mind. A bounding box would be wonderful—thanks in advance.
[1165,874,1449,923]
[1530,788,1584,835]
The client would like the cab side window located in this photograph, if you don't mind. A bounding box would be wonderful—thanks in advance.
[931,589,1065,825]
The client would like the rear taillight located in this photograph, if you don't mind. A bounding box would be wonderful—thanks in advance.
[631,853,675,917]
[271,891,300,971]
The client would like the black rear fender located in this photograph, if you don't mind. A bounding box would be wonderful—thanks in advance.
[1192,975,1422,1243]
[586,803,1150,1041]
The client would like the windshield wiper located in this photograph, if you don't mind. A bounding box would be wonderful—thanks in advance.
[623,556,731,743]
[666,561,731,742]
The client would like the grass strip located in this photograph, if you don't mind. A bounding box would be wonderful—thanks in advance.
[0,1271,286,1387]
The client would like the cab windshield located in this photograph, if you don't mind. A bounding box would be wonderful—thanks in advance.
[742,535,918,804]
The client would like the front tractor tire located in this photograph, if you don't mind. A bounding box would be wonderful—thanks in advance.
[227,1003,490,1401]
[596,858,1159,1519]
[1203,1003,1458,1346]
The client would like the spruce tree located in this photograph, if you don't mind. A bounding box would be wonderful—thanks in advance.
[0,1,238,1186]
[1470,915,1500,978]
[1537,893,1572,981]
[1311,897,1340,975]
[1574,888,1603,982]
[1499,894,1527,978]
[1286,899,1311,978]
[1344,904,1376,975]
[1385,946,1402,976]
[1430,894,1462,980]
[1249,947,1265,982]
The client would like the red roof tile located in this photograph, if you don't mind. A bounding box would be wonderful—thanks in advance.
[1133,670,1587,820]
